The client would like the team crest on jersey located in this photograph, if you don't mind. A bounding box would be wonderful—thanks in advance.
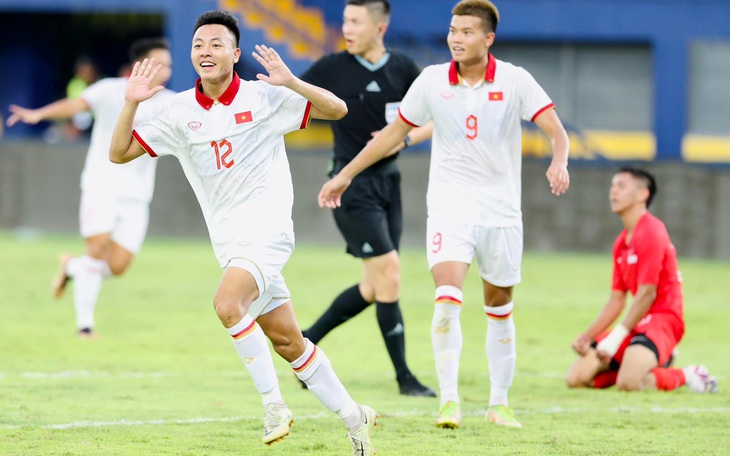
[188,121,202,131]
[441,91,455,100]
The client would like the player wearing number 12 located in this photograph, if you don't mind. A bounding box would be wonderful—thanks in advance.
[110,11,377,455]
[318,0,570,429]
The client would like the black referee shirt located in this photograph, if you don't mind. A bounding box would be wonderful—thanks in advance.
[301,50,421,172]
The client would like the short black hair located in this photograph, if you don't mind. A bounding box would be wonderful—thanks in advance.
[194,10,240,47]
[346,0,391,17]
[128,37,169,63]
[618,166,658,208]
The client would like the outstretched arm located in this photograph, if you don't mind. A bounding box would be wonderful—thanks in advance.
[318,118,412,208]
[6,98,89,127]
[110,59,164,164]
[535,108,570,195]
[571,290,626,356]
[252,45,347,120]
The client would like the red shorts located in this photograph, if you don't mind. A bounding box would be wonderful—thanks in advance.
[596,312,684,367]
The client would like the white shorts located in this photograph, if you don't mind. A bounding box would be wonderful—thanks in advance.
[225,231,294,319]
[79,192,149,254]
[426,218,523,287]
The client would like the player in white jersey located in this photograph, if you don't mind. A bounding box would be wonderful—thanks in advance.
[6,38,174,339]
[319,0,570,429]
[109,11,377,455]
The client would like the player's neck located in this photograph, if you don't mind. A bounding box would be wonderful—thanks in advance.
[457,59,488,86]
[359,42,387,64]
[200,73,234,101]
[620,206,648,235]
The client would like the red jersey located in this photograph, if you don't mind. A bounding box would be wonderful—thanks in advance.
[612,212,684,321]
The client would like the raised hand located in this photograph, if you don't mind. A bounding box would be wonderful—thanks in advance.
[125,58,164,103]
[6,105,42,127]
[252,45,294,87]
[318,174,352,209]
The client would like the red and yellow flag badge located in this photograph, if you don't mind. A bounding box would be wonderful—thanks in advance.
[489,92,503,101]
[235,111,253,124]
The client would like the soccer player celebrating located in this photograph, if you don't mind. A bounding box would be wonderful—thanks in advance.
[6,38,175,338]
[109,11,376,455]
[565,167,718,394]
[318,0,570,429]
[298,0,435,397]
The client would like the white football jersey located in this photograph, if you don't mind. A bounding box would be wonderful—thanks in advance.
[133,73,312,267]
[399,55,554,227]
[81,78,175,202]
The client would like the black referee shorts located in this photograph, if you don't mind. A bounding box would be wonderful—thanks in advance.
[332,171,402,258]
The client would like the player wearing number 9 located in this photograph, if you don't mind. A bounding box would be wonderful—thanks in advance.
[318,0,570,429]
[110,9,379,454]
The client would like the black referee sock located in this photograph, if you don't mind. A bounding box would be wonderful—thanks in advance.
[304,284,371,344]
[376,301,410,380]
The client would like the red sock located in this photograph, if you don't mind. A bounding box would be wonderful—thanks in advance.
[652,368,686,391]
[593,370,618,389]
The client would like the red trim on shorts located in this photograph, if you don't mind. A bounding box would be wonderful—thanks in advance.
[132,130,157,157]
[531,103,555,122]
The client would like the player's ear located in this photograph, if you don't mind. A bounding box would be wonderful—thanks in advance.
[233,47,241,63]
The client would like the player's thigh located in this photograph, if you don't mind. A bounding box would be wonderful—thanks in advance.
[110,198,149,256]
[79,191,117,240]
[634,313,684,368]
[474,224,523,289]
[427,218,476,280]
[334,180,396,258]
[616,344,658,391]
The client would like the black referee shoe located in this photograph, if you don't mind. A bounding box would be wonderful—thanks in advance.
[398,373,437,397]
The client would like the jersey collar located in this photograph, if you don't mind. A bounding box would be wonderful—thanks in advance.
[448,53,496,85]
[195,72,241,110]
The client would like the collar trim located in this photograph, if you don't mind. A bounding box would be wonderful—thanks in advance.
[448,53,496,86]
[195,72,241,110]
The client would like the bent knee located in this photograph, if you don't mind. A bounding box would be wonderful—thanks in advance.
[565,373,590,389]
[616,378,643,392]
[108,263,128,276]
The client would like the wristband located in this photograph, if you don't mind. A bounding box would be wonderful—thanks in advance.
[595,324,629,357]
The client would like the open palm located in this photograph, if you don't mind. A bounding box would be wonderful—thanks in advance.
[252,45,294,86]
[125,58,164,103]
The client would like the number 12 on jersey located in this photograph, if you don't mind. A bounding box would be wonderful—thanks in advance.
[211,139,234,170]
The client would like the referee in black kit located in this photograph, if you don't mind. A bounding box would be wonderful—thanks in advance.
[300,0,435,396]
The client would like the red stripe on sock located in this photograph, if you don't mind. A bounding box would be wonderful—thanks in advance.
[486,311,512,320]
[435,295,462,305]
[293,346,318,372]
[231,320,257,340]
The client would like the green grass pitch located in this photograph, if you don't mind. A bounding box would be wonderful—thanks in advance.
[1,233,728,455]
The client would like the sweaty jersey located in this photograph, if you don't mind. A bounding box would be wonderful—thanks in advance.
[81,77,175,202]
[398,54,554,226]
[301,50,420,172]
[612,212,684,321]
[132,73,312,267]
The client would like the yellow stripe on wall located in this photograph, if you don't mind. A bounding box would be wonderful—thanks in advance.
[682,134,730,163]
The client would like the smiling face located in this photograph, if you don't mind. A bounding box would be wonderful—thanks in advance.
[447,15,494,66]
[609,172,650,215]
[191,24,241,84]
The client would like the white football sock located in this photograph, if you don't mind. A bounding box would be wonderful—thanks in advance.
[432,285,463,406]
[485,302,516,407]
[66,256,105,330]
[292,339,360,431]
[226,315,283,407]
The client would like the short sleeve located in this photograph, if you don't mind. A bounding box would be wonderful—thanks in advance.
[133,103,182,158]
[81,79,114,112]
[267,85,312,135]
[398,68,433,127]
[516,67,553,122]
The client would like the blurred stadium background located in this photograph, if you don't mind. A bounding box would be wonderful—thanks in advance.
[1,0,730,258]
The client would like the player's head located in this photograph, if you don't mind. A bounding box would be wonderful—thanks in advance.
[449,0,499,64]
[191,11,241,82]
[610,167,658,213]
[129,37,172,87]
[343,0,391,57]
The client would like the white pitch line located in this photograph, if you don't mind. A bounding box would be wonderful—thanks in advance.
[2,407,728,431]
